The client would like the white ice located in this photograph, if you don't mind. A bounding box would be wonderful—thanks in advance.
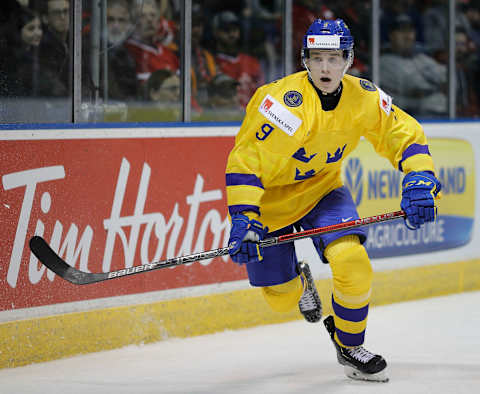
[1,291,480,394]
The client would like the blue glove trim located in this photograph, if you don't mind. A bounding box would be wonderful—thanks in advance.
[402,171,441,196]
[228,213,269,264]
[401,171,442,230]
[228,204,260,216]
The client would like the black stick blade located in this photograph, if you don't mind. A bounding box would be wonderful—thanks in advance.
[29,236,107,285]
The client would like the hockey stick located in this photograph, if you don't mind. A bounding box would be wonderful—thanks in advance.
[29,210,406,285]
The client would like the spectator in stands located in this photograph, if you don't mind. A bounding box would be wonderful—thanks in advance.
[422,0,470,63]
[107,0,131,46]
[241,0,282,81]
[380,0,423,46]
[38,0,70,97]
[461,1,480,114]
[379,14,447,118]
[0,0,21,100]
[125,0,179,94]
[19,7,42,47]
[41,0,70,62]
[105,0,137,100]
[455,27,479,117]
[464,2,480,48]
[191,3,218,110]
[7,6,43,96]
[155,0,178,53]
[147,69,180,103]
[158,0,178,21]
[212,10,264,108]
[207,73,240,109]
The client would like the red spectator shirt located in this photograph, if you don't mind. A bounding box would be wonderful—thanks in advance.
[215,53,265,108]
[125,39,179,82]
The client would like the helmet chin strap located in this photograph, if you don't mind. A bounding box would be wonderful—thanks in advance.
[342,50,354,76]
[302,57,312,76]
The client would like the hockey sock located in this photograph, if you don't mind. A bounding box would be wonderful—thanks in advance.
[261,275,303,312]
[324,235,373,348]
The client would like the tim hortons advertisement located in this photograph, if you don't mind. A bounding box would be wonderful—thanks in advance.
[0,137,242,311]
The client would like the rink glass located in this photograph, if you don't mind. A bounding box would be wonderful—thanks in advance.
[0,0,477,124]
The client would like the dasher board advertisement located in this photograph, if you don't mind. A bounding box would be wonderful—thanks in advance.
[343,138,474,258]
[1,137,239,311]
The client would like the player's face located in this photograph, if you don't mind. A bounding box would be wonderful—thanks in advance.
[306,49,346,93]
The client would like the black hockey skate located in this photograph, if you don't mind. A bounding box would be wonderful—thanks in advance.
[297,261,322,323]
[323,315,389,382]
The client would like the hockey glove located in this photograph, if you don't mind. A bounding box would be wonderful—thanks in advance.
[401,171,442,230]
[228,213,269,264]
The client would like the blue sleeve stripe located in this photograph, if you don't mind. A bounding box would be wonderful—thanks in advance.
[335,327,366,347]
[332,295,369,322]
[398,144,431,171]
[226,173,264,189]
[228,204,260,216]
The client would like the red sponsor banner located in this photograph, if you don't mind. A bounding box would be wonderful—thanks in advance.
[0,136,246,311]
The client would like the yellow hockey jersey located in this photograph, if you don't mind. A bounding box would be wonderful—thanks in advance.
[226,71,435,232]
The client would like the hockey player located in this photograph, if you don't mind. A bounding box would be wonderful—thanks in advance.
[225,19,441,382]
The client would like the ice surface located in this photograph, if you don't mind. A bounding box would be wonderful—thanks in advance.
[1,291,480,394]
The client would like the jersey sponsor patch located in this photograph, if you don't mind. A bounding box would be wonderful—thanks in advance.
[360,79,376,91]
[258,94,302,136]
[378,87,392,115]
[283,91,303,107]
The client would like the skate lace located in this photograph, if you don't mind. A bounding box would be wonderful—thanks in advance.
[299,287,317,311]
[347,346,375,363]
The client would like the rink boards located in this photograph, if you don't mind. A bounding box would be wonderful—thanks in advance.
[0,122,479,368]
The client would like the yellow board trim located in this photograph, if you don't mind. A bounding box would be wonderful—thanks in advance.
[1,258,479,369]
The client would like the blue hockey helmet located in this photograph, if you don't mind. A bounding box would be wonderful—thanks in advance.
[302,19,354,73]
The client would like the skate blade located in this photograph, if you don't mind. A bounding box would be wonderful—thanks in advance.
[344,366,389,383]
